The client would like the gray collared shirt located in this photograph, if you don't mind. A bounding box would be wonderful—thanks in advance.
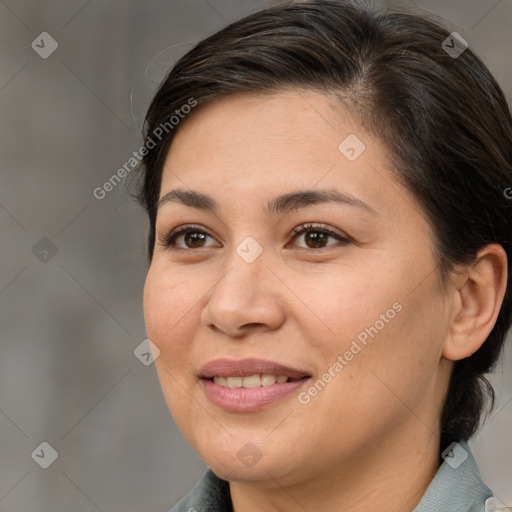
[169,440,494,511]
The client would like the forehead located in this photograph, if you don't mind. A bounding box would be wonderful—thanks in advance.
[162,90,372,187]
[166,89,361,158]
[158,90,428,233]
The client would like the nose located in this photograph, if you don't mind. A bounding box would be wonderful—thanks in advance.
[200,248,285,338]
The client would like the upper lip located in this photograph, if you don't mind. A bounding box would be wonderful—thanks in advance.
[199,358,311,380]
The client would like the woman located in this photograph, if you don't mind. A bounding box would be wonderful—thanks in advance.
[135,1,512,510]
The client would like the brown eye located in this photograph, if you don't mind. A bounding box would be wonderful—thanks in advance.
[159,224,221,250]
[290,224,351,250]
[181,231,209,248]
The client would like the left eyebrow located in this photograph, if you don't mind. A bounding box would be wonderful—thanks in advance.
[264,189,378,217]
[157,188,378,216]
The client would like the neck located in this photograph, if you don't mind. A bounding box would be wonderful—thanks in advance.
[229,426,441,512]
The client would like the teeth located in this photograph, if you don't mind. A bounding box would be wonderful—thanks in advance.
[213,374,290,388]
[214,376,228,387]
[261,374,277,386]
[227,377,243,388]
[242,375,262,388]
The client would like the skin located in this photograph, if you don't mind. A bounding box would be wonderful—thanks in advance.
[143,89,507,512]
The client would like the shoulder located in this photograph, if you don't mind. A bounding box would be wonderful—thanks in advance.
[168,469,232,512]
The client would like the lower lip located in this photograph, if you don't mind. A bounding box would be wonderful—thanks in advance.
[201,378,310,412]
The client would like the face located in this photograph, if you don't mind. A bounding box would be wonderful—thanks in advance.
[143,90,454,487]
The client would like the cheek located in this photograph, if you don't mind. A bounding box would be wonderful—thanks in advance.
[340,283,446,416]
[300,261,401,346]
[143,265,201,429]
[314,259,446,406]
[143,263,198,364]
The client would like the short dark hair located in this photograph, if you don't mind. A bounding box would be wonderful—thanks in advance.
[134,0,512,453]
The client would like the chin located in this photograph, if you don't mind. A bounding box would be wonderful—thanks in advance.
[195,433,308,486]
[206,452,289,484]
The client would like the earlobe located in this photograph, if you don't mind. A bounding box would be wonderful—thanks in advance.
[442,244,508,361]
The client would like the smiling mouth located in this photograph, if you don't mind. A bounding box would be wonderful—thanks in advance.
[207,374,308,388]
[201,374,311,412]
[199,358,312,411]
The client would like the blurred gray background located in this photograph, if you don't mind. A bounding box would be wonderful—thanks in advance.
[0,0,510,510]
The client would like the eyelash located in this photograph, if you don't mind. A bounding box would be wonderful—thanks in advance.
[158,223,352,252]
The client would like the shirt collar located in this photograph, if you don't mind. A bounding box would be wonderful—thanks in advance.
[413,440,493,512]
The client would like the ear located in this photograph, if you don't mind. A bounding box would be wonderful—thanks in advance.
[443,244,508,361]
